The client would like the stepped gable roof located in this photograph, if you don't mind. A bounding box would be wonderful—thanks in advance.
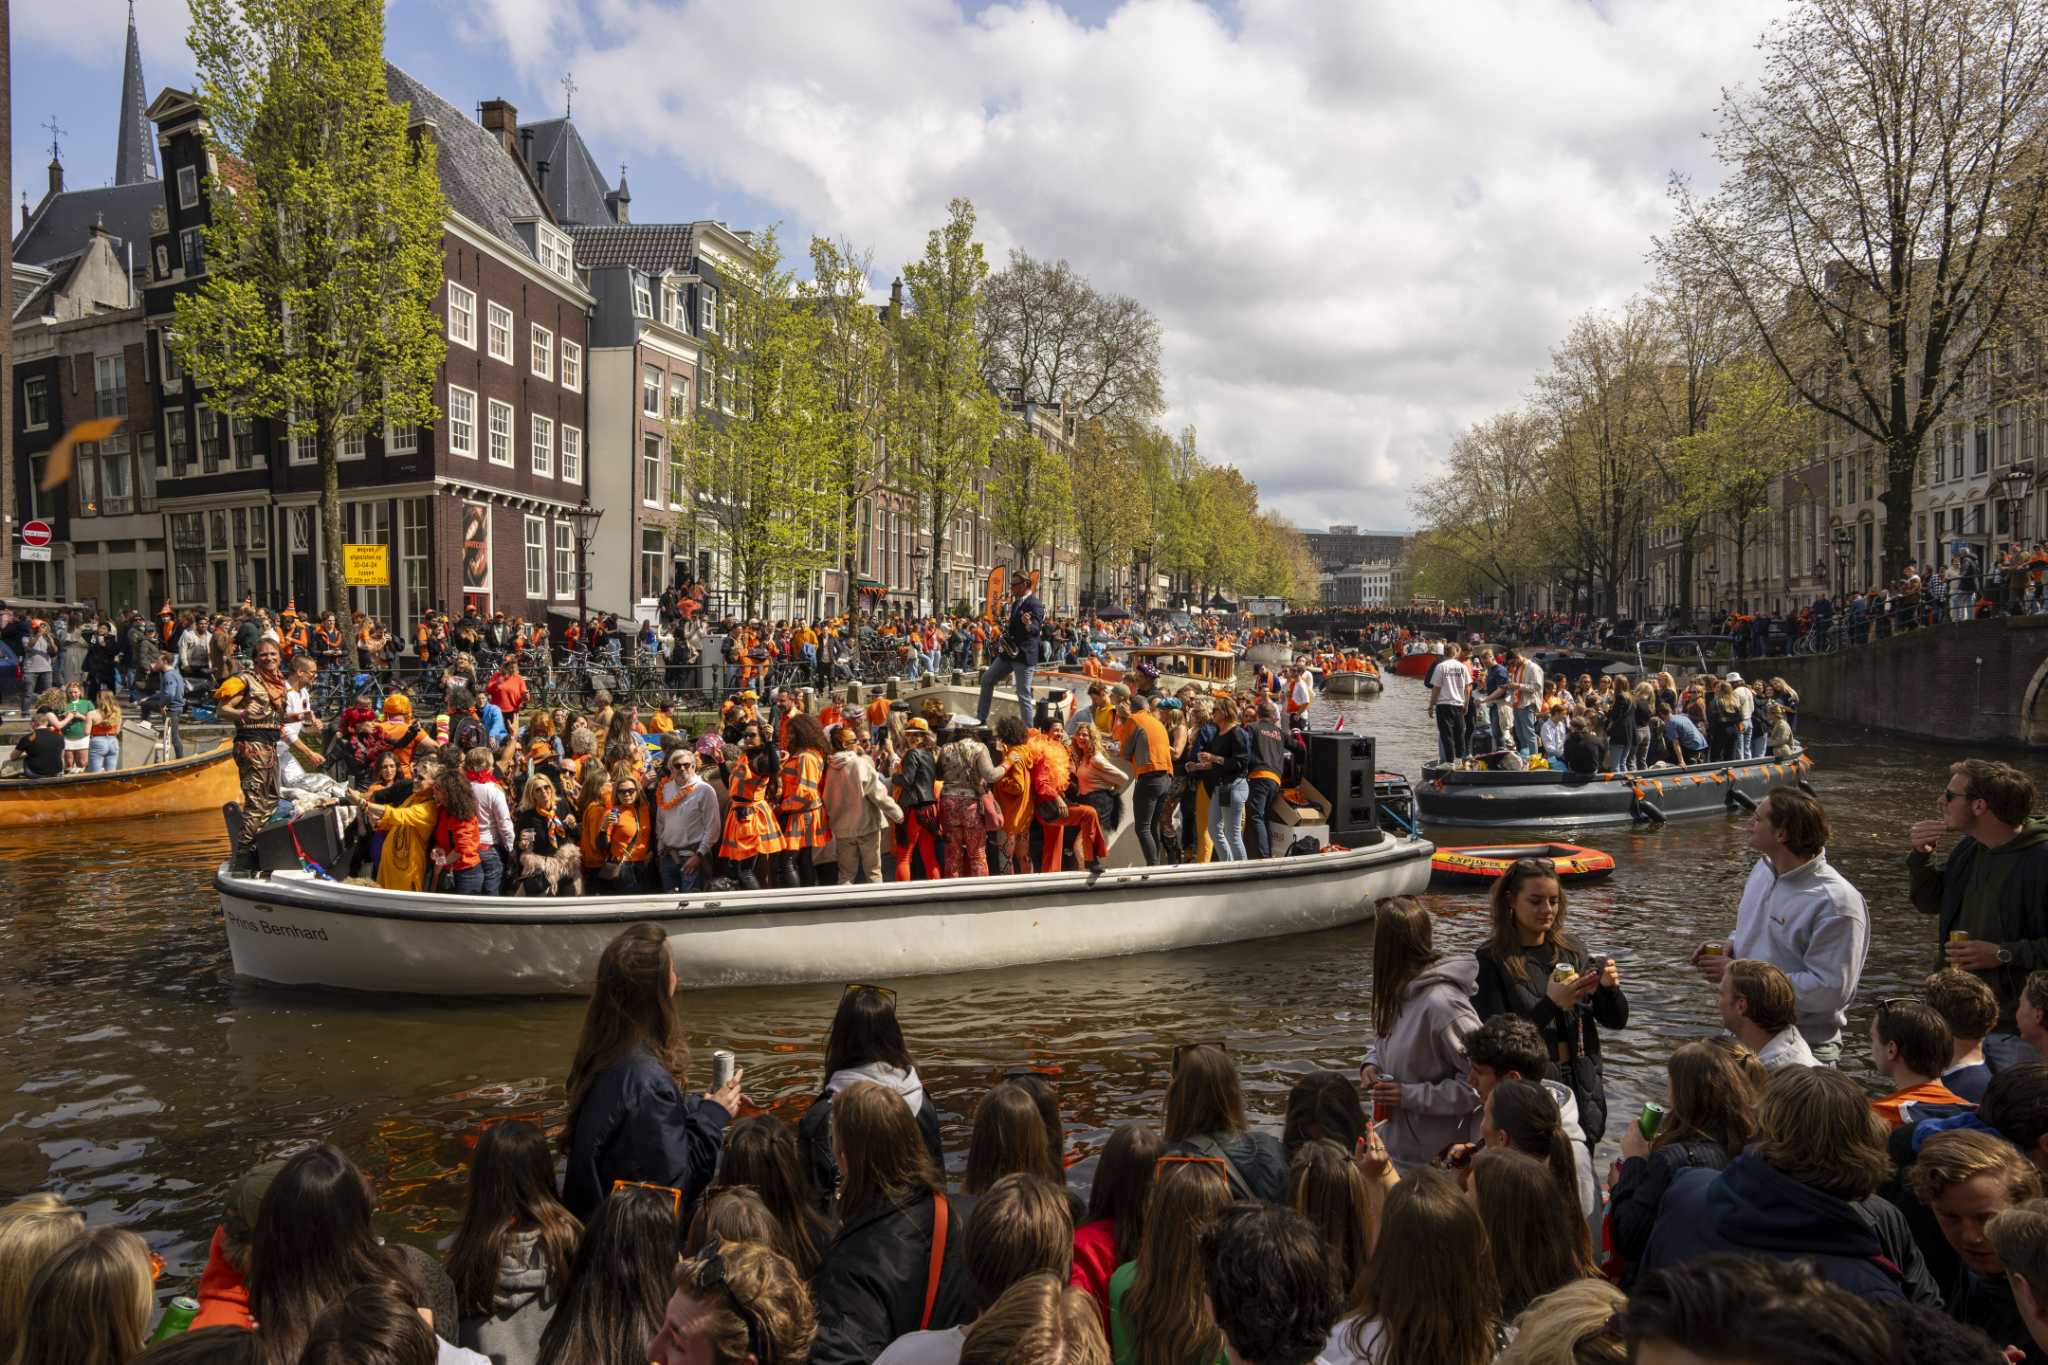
[563,223,696,274]
[12,181,159,268]
[384,63,551,254]
[520,117,613,226]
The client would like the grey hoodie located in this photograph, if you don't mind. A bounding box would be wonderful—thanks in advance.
[457,1230,557,1365]
[825,1061,929,1112]
[1363,954,1483,1173]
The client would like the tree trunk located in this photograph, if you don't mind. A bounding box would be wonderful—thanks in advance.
[1882,430,1920,591]
[318,411,359,670]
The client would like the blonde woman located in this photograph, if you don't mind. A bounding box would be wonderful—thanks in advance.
[7,1225,153,1365]
[86,691,123,773]
[0,1194,83,1363]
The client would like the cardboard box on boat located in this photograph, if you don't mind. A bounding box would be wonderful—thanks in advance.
[1272,779,1333,827]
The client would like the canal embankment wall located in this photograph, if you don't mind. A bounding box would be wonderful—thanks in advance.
[1708,615,2048,750]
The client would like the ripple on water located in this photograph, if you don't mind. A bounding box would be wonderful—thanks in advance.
[0,687,2016,1283]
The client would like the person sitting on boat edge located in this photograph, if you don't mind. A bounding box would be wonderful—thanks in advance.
[1693,787,1869,1065]
[560,924,743,1225]
[8,706,66,779]
[1470,857,1628,1158]
[797,984,946,1216]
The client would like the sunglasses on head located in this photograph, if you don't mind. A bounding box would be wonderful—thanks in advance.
[1511,857,1556,873]
[1171,1041,1227,1071]
[845,982,897,1003]
[1154,1154,1229,1173]
[688,1239,767,1363]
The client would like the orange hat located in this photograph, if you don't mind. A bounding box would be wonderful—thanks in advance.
[382,694,412,719]
[527,740,552,759]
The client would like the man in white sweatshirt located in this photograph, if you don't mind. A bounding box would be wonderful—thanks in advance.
[1692,787,1868,1063]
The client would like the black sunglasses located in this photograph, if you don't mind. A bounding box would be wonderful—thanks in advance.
[1511,856,1556,873]
[845,982,897,1003]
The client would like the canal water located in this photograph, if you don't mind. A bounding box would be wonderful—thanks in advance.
[0,676,2007,1275]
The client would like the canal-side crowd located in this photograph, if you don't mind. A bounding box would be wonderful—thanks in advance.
[13,763,2048,1363]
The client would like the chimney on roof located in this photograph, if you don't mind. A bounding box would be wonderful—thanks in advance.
[48,156,64,201]
[478,98,519,155]
[408,117,440,154]
[20,193,29,232]
[889,276,903,320]
[535,159,550,193]
[519,127,534,167]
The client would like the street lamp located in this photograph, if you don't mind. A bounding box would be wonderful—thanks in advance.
[1830,524,1854,594]
[2001,465,2036,548]
[1052,566,1065,614]
[1703,563,1720,614]
[909,548,927,618]
[570,500,603,632]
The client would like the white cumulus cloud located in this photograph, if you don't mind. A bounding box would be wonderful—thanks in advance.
[457,0,1780,529]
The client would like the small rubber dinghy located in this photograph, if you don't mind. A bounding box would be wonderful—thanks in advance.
[1429,842,1617,889]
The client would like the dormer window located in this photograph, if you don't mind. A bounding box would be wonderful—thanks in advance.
[535,223,573,281]
[632,272,653,319]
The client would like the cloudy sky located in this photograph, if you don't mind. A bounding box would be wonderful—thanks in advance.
[18,0,1780,531]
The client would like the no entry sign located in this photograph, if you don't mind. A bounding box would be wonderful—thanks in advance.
[20,520,52,548]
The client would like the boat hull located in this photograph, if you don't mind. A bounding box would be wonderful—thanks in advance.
[1392,652,1441,679]
[1322,672,1382,697]
[1429,842,1616,888]
[216,837,1436,996]
[1245,643,1296,666]
[1415,752,1813,830]
[0,743,238,828]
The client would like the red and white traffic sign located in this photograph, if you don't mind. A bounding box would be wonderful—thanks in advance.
[20,520,51,547]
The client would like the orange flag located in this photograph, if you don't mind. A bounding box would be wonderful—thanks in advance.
[39,417,125,490]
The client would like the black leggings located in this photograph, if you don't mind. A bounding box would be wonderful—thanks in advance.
[775,847,818,887]
[1131,773,1173,866]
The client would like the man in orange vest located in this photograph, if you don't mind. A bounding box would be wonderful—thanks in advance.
[1118,693,1176,866]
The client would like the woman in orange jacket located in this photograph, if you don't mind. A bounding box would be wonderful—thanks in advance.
[581,760,653,894]
[719,745,786,890]
[775,716,831,888]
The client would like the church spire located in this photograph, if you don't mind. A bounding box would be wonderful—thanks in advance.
[113,0,157,185]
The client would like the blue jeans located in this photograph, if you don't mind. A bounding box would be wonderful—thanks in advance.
[1514,705,1537,756]
[1605,741,1631,772]
[1209,777,1249,861]
[977,654,1035,725]
[87,735,120,771]
[444,864,486,894]
[477,847,503,896]
[1244,777,1279,858]
[659,850,706,893]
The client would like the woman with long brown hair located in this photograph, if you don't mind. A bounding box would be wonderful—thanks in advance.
[702,1115,834,1279]
[1324,1169,1501,1365]
[1469,1148,1600,1320]
[245,1146,411,1365]
[1286,1139,1376,1309]
[1605,1040,1760,1287]
[559,924,744,1222]
[796,984,945,1215]
[1070,1123,1161,1332]
[1470,857,1629,1156]
[7,1226,152,1365]
[1471,1081,1598,1272]
[1109,1158,1232,1365]
[811,1082,972,1364]
[959,1081,1066,1228]
[448,1119,581,1365]
[1161,1044,1286,1203]
[1361,897,1482,1174]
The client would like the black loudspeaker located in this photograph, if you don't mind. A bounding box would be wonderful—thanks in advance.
[1305,731,1382,846]
[253,804,359,875]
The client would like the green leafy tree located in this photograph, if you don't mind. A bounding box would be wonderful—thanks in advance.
[1069,418,1145,605]
[175,0,445,659]
[890,198,1001,613]
[674,227,836,615]
[987,417,1073,569]
[806,236,891,599]
[1661,355,1816,607]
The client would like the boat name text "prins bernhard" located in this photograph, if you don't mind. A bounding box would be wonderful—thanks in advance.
[225,908,330,943]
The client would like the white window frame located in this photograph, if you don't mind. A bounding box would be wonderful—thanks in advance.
[177,164,199,208]
[642,433,663,506]
[447,385,477,458]
[643,364,662,417]
[531,413,554,477]
[560,425,583,483]
[640,528,666,602]
[446,282,477,349]
[487,397,515,467]
[559,339,582,392]
[536,224,574,281]
[159,332,183,389]
[338,398,365,461]
[287,405,316,465]
[669,375,689,420]
[486,301,513,362]
[386,418,417,456]
[530,324,554,380]
[633,273,654,319]
[523,515,546,598]
[700,284,717,333]
[553,521,575,598]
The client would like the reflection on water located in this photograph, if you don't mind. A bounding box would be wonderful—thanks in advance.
[0,680,2017,1281]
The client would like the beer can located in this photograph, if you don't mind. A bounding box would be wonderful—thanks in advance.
[1951,931,1971,943]
[1639,1102,1666,1141]
[148,1297,200,1343]
[710,1049,737,1090]
[1698,941,1725,958]
[1553,961,1580,985]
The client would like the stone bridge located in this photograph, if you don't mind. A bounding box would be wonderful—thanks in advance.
[1761,615,2048,749]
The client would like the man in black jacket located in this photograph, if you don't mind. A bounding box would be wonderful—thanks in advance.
[1909,759,2048,1071]
[974,574,1041,728]
[1244,701,1291,859]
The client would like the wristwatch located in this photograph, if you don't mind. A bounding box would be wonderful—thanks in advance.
[1999,947,2014,965]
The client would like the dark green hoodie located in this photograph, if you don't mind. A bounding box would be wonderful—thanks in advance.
[1910,816,2048,1028]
